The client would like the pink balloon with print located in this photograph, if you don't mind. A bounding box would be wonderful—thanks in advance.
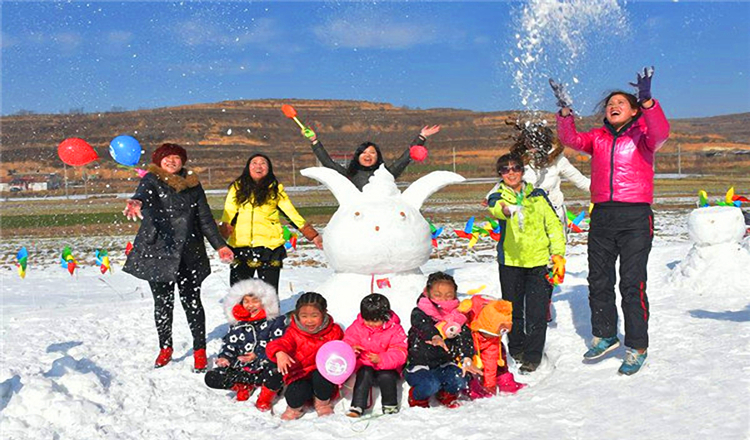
[315,340,356,385]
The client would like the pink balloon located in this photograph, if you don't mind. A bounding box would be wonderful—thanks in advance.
[409,144,428,162]
[315,340,356,385]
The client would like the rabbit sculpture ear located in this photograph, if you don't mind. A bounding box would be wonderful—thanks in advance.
[300,167,361,206]
[402,171,466,211]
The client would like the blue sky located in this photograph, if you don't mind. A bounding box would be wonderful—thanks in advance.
[2,1,748,118]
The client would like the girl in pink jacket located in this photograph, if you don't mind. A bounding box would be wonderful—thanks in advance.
[550,67,670,376]
[343,294,408,417]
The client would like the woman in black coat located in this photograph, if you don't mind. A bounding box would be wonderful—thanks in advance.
[123,143,234,372]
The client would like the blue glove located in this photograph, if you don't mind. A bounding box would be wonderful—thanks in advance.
[629,66,654,103]
[548,78,573,109]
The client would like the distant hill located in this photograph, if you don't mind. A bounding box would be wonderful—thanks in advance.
[2,99,749,193]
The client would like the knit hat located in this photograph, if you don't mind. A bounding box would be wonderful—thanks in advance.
[152,143,188,166]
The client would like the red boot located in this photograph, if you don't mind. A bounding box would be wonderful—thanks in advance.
[154,347,173,368]
[497,372,525,394]
[231,383,253,402]
[193,349,207,373]
[435,390,460,409]
[407,387,429,408]
[255,386,276,412]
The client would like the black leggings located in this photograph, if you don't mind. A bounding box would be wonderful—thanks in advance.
[284,370,335,408]
[148,263,205,350]
[204,366,283,392]
[350,366,399,409]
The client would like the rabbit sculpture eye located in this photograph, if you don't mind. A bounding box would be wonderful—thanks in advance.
[301,165,464,275]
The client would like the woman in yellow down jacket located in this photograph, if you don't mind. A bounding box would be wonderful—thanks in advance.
[220,153,323,290]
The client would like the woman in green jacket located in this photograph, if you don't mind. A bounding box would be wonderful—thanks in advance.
[487,153,565,374]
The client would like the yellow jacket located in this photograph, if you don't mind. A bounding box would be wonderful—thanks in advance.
[220,182,310,249]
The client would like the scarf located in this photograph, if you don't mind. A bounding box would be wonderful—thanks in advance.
[417,294,467,327]
[232,304,267,322]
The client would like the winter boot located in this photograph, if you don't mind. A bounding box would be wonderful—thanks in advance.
[382,405,399,415]
[435,390,460,409]
[280,406,304,421]
[154,347,173,368]
[346,406,363,418]
[618,349,648,376]
[497,372,525,393]
[467,376,494,400]
[583,336,620,360]
[230,383,252,402]
[519,361,540,374]
[193,349,207,373]
[255,386,276,412]
[407,387,429,408]
[313,398,334,417]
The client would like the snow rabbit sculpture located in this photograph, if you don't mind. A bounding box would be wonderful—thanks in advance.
[300,165,464,275]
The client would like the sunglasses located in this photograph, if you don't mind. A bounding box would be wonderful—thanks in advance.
[499,164,523,175]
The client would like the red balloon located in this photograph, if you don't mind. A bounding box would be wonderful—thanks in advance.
[58,138,99,166]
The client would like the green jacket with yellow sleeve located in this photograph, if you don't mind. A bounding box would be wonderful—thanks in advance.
[487,182,565,268]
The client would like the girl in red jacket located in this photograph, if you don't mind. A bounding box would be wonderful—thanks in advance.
[343,294,407,418]
[266,292,344,420]
[549,67,670,376]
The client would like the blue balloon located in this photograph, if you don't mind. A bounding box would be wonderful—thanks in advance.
[109,135,142,167]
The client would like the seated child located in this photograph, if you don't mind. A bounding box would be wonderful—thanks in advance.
[343,293,408,417]
[488,153,566,373]
[204,279,286,411]
[405,272,481,409]
[266,292,344,421]
[458,295,525,396]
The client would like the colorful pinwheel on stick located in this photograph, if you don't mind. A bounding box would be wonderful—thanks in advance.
[454,217,482,248]
[95,249,111,274]
[481,217,502,242]
[722,187,749,206]
[566,210,587,233]
[428,219,444,248]
[60,246,77,276]
[283,225,298,250]
[698,190,709,208]
[16,247,28,279]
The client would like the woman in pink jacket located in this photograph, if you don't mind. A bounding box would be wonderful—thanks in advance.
[343,294,408,417]
[549,67,670,376]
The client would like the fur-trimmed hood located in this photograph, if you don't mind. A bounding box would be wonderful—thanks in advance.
[223,279,280,325]
[147,164,200,192]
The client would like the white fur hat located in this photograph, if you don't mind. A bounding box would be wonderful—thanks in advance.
[222,279,280,325]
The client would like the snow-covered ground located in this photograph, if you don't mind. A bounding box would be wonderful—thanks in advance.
[2,208,749,439]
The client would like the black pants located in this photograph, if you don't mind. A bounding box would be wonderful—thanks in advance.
[284,370,335,408]
[230,264,281,292]
[499,264,552,365]
[148,262,205,350]
[588,204,653,349]
[350,366,399,409]
[204,365,283,392]
[229,246,284,292]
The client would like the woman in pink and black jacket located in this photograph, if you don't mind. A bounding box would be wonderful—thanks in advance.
[549,67,670,376]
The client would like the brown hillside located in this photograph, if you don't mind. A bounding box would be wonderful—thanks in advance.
[2,100,749,195]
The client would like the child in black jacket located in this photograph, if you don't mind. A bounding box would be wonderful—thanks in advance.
[405,272,482,408]
[204,279,287,411]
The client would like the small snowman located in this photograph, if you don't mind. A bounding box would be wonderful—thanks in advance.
[669,206,750,290]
